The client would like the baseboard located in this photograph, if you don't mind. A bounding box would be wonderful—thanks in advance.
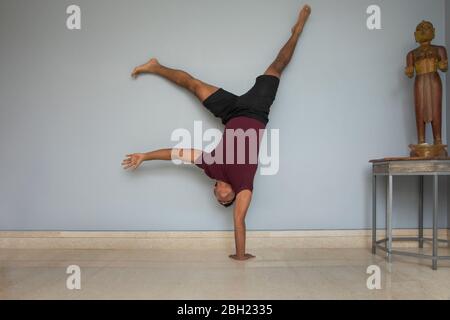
[0,229,447,250]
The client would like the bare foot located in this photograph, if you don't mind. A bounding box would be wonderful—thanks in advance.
[229,254,256,261]
[292,5,311,35]
[131,58,159,79]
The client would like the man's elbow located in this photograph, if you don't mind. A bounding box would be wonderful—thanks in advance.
[234,218,246,228]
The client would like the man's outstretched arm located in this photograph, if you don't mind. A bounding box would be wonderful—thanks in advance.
[229,190,255,261]
[122,149,202,170]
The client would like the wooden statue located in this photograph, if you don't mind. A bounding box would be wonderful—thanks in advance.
[405,21,448,158]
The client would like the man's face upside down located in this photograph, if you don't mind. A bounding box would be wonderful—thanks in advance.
[214,182,236,207]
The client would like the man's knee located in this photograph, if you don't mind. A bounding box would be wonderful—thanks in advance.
[192,80,218,102]
[265,65,282,79]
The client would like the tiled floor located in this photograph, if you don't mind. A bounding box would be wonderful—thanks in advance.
[0,248,449,300]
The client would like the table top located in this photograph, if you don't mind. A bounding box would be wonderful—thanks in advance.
[370,157,450,175]
[370,157,450,163]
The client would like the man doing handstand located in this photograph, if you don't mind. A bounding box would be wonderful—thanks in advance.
[122,5,311,261]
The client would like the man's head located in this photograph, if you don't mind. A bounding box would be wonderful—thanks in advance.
[214,181,236,207]
[415,21,435,44]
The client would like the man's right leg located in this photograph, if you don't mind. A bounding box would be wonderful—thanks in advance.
[265,5,311,78]
[131,58,219,103]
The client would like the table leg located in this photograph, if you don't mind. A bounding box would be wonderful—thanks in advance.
[372,175,377,254]
[432,175,438,270]
[386,175,393,263]
[418,176,424,249]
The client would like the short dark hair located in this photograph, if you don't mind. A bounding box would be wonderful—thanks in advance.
[221,195,236,208]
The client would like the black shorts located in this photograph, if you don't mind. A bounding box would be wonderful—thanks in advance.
[202,75,280,125]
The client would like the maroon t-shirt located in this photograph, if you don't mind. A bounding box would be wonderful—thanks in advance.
[195,116,266,195]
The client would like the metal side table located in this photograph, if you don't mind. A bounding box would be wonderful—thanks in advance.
[370,158,450,270]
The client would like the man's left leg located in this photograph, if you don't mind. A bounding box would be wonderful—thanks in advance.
[265,5,311,78]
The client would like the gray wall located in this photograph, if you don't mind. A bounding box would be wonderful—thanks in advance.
[0,0,447,231]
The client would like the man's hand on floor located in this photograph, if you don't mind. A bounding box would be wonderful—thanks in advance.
[229,254,256,261]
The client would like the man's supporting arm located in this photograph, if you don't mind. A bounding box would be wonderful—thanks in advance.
[229,190,255,261]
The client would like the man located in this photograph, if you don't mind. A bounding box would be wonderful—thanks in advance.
[122,5,311,261]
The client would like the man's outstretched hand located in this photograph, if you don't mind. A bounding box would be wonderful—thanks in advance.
[229,254,256,261]
[122,153,145,170]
